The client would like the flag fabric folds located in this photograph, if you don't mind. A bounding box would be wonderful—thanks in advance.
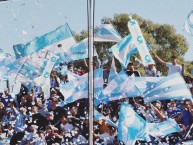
[60,68,103,106]
[134,77,163,94]
[61,38,97,62]
[110,35,137,68]
[13,23,76,59]
[34,52,58,99]
[101,70,141,102]
[94,24,122,42]
[94,109,117,128]
[128,19,155,66]
[118,102,147,144]
[184,10,193,36]
[147,118,181,137]
[143,73,192,103]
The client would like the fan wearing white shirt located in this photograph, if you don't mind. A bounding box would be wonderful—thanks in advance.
[152,51,182,75]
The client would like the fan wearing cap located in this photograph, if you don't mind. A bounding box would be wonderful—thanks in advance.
[152,51,182,75]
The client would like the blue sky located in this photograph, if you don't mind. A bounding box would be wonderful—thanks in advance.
[0,0,192,62]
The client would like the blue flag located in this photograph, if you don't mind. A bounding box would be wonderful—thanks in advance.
[13,23,76,59]
[94,24,122,42]
[60,68,103,106]
[111,35,137,68]
[143,73,192,103]
[147,118,181,137]
[100,70,141,102]
[118,102,147,144]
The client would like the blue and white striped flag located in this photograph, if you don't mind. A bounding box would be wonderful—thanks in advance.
[184,10,193,36]
[147,118,181,137]
[101,70,141,102]
[118,102,148,144]
[61,38,97,62]
[13,23,76,59]
[135,77,163,94]
[94,24,122,42]
[110,35,138,68]
[143,73,192,103]
[60,68,103,106]
[94,109,117,128]
[34,52,58,99]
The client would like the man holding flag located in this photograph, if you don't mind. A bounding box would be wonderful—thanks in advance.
[152,52,182,75]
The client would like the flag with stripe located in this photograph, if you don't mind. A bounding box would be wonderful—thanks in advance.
[34,52,58,99]
[118,102,148,144]
[60,68,103,106]
[110,35,138,68]
[100,70,141,102]
[135,77,163,94]
[147,118,181,137]
[184,10,193,36]
[94,24,122,42]
[143,73,192,103]
[13,23,76,59]
[61,38,97,62]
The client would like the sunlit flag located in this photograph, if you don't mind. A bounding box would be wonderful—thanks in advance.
[94,23,122,42]
[184,10,193,36]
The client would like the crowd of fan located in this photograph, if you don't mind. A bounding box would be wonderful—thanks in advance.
[0,56,193,145]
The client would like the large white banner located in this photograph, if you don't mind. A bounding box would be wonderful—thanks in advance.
[128,19,155,66]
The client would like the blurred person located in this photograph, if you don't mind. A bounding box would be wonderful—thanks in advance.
[31,105,47,131]
[71,127,88,145]
[179,100,193,128]
[166,100,181,119]
[148,101,167,123]
[60,115,74,133]
[152,51,182,75]
[44,125,62,144]
[1,88,13,108]
[50,71,60,90]
[134,55,159,77]
[126,62,141,76]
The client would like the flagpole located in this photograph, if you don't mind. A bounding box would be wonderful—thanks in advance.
[87,0,94,144]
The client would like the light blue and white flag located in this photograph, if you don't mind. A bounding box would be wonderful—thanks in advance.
[110,35,137,68]
[128,19,155,66]
[118,102,148,144]
[61,38,97,62]
[34,52,58,99]
[13,23,76,59]
[135,77,163,94]
[101,70,141,102]
[94,109,117,128]
[147,118,181,137]
[60,68,103,106]
[143,73,192,103]
[108,57,118,83]
[94,24,122,42]
[184,10,193,36]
